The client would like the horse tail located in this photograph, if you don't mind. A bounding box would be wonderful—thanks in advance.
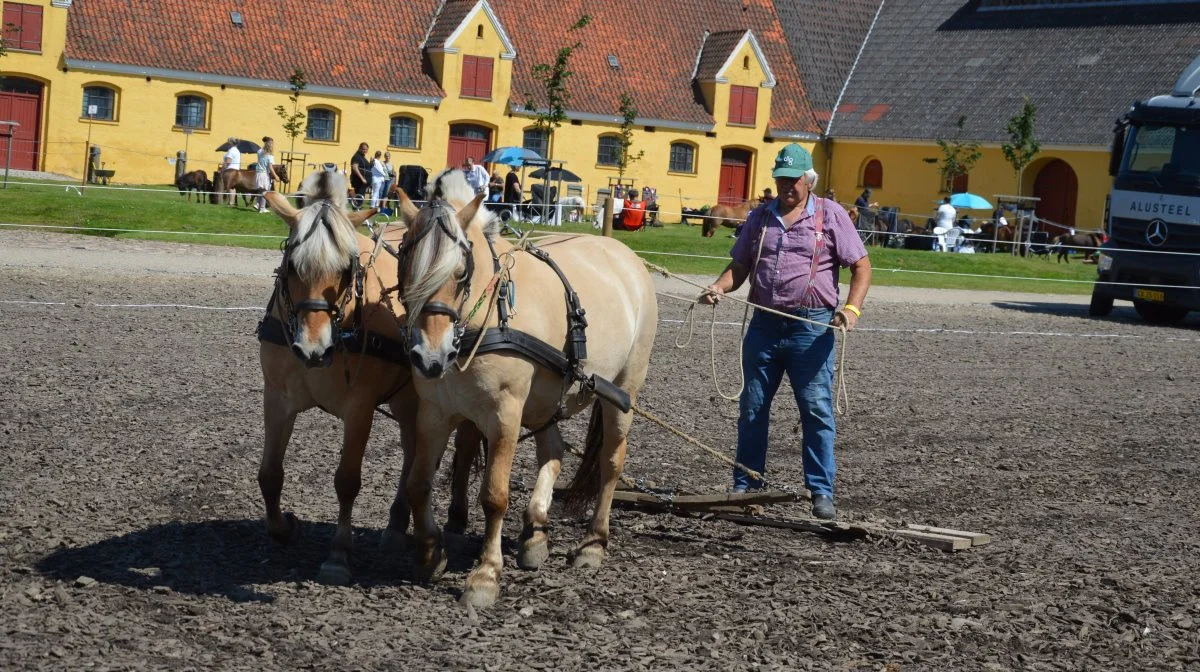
[563,399,605,514]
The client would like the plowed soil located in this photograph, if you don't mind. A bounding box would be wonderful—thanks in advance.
[2,233,1198,671]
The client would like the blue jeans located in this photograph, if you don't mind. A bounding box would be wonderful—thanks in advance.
[733,307,837,497]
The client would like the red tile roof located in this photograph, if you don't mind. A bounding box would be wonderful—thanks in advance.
[695,30,748,81]
[63,0,819,134]
[494,0,819,134]
[64,0,446,99]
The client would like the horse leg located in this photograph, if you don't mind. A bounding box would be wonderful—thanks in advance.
[258,387,300,544]
[407,409,453,583]
[317,399,374,586]
[382,401,416,554]
[572,402,634,569]
[517,424,563,571]
[461,399,524,609]
[446,421,483,535]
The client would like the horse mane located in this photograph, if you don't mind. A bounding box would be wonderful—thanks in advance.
[287,171,359,283]
[404,168,501,319]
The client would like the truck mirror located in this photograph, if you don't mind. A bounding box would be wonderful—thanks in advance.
[1108,124,1126,177]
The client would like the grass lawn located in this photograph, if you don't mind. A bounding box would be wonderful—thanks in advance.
[0,181,1099,294]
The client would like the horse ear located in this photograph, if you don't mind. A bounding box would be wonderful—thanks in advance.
[263,191,299,226]
[456,193,486,231]
[347,208,378,228]
[396,190,420,223]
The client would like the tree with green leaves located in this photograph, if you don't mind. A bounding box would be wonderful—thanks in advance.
[523,14,591,159]
[616,92,644,182]
[1001,97,1040,197]
[274,69,308,159]
[936,116,982,193]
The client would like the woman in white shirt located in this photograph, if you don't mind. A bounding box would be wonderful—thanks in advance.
[369,151,390,207]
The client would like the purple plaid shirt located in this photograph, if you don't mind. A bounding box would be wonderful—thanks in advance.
[730,196,867,311]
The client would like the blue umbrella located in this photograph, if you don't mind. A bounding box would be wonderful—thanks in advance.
[949,192,992,210]
[480,146,542,166]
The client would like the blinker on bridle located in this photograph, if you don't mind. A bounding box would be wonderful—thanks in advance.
[398,199,475,345]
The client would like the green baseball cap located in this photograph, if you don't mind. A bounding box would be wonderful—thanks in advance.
[771,143,813,178]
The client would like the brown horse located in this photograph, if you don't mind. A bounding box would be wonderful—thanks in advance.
[257,170,479,585]
[702,200,755,237]
[175,170,212,202]
[396,168,658,608]
[1051,231,1104,263]
[217,165,289,207]
[976,222,1016,253]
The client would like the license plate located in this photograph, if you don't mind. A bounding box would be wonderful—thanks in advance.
[1135,288,1165,302]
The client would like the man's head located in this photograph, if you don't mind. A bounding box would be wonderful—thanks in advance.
[943,196,951,204]
[227,136,238,145]
[763,188,774,197]
[358,142,369,154]
[771,143,818,208]
[384,152,391,162]
[466,157,475,167]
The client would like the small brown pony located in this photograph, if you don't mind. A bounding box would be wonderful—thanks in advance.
[1051,232,1104,263]
[702,200,755,237]
[257,170,478,585]
[217,165,289,207]
[395,169,658,608]
[175,170,212,202]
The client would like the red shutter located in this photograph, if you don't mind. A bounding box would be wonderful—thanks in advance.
[741,86,757,125]
[3,3,42,51]
[475,57,493,99]
[728,86,743,125]
[460,56,478,98]
[951,172,969,194]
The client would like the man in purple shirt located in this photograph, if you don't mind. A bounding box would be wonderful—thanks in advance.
[700,143,872,519]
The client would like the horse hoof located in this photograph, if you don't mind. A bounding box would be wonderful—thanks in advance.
[267,512,300,545]
[517,540,550,571]
[443,518,467,536]
[379,528,411,555]
[571,544,605,570]
[317,560,353,586]
[459,584,499,610]
[413,549,448,584]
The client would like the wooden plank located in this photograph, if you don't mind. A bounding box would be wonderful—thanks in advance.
[891,529,973,552]
[904,524,991,546]
[566,486,795,511]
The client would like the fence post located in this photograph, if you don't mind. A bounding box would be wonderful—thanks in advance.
[175,151,187,182]
[602,194,615,237]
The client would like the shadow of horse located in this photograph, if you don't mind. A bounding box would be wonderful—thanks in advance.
[35,518,491,603]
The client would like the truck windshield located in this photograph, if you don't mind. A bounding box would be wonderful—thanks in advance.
[1121,124,1200,182]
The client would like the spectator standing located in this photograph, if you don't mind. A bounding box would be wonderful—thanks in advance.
[349,142,371,206]
[504,166,522,203]
[463,157,490,195]
[488,170,504,202]
[223,138,242,171]
[369,150,389,207]
[253,137,282,213]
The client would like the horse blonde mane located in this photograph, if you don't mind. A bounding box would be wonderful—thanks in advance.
[405,168,501,319]
[288,171,359,282]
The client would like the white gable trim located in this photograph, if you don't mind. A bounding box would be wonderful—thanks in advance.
[713,30,777,89]
[442,0,517,60]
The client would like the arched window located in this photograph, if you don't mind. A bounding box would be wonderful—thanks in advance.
[597,135,621,166]
[82,85,117,121]
[174,94,209,129]
[306,107,337,141]
[861,158,883,189]
[389,116,419,149]
[743,55,750,70]
[522,128,549,158]
[476,24,484,38]
[668,141,696,173]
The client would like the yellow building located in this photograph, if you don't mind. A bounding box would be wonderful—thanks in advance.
[1,0,819,213]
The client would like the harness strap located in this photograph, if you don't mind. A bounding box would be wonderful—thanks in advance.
[257,316,410,365]
[803,197,828,308]
[523,244,588,362]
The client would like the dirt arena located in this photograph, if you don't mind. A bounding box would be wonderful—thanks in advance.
[1,232,1198,671]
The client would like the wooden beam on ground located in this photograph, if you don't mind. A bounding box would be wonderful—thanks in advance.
[905,524,991,547]
[610,489,796,510]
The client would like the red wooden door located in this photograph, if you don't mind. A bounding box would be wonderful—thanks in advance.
[1033,159,1078,231]
[0,82,43,171]
[447,124,491,169]
[718,148,751,206]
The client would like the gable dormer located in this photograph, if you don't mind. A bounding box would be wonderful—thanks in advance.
[692,29,776,128]
[423,0,516,102]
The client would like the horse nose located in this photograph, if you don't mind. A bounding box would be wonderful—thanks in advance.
[293,344,334,368]
[409,350,444,379]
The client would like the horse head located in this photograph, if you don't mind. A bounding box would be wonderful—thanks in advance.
[265,171,375,368]
[395,168,497,379]
[275,163,290,185]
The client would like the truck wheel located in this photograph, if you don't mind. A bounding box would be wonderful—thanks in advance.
[1134,301,1188,324]
[1088,291,1114,317]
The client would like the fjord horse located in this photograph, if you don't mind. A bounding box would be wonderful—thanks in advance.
[702,200,755,237]
[395,169,658,608]
[257,171,478,585]
[175,170,212,202]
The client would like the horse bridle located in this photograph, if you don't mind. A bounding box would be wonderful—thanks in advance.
[267,200,364,355]
[396,199,495,347]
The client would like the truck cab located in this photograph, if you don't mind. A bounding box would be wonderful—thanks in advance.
[1091,54,1200,324]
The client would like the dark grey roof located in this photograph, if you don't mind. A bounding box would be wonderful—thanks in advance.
[695,30,747,81]
[425,0,477,48]
[774,0,883,131]
[828,1,1200,145]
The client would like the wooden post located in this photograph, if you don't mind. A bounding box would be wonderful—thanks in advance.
[602,194,615,237]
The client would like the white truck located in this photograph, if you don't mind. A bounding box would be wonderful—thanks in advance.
[1090,54,1200,323]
